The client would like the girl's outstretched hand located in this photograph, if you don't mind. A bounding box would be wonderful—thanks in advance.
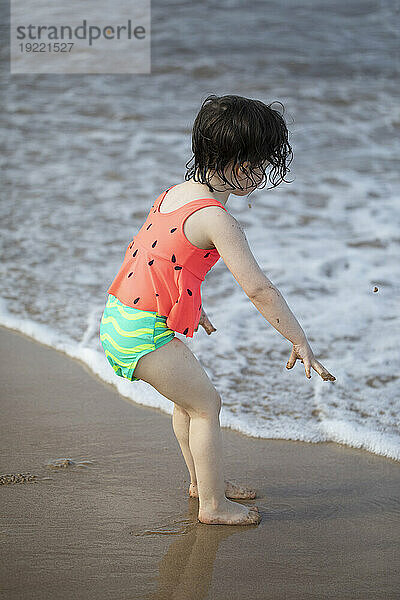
[286,340,336,381]
[195,307,217,335]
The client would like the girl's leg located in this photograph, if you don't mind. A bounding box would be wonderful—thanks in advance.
[132,337,261,525]
[173,404,257,499]
[172,404,197,485]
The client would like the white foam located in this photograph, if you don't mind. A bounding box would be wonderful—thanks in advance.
[1,296,399,461]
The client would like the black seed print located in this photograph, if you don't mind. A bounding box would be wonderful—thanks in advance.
[204,252,210,258]
[156,293,159,297]
[187,289,192,296]
[183,328,189,335]
[174,266,182,270]
[129,242,133,249]
[133,249,138,257]
[153,209,156,213]
[176,300,178,303]
[127,272,133,278]
[199,305,201,310]
[148,259,154,266]
[171,254,176,263]
[170,227,177,233]
[146,223,152,230]
[134,297,140,304]
[152,240,157,248]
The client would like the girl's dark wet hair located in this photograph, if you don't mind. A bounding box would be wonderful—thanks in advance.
[185,94,294,194]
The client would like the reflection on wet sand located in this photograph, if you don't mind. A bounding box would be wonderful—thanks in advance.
[139,499,260,600]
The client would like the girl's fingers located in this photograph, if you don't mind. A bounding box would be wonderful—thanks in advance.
[200,315,217,335]
[286,345,335,381]
[286,347,297,369]
[312,359,336,381]
[205,323,217,334]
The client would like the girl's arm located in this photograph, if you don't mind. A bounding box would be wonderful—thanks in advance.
[204,207,336,381]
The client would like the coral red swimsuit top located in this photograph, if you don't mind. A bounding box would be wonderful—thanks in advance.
[107,185,228,337]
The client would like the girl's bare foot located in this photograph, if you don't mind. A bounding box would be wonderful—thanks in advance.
[198,497,261,525]
[189,480,256,499]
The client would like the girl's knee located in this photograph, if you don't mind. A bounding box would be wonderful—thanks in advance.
[174,404,189,416]
[193,393,222,419]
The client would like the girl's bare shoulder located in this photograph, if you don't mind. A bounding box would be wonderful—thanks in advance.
[198,206,269,299]
[197,204,242,232]
[193,204,240,248]
[181,204,233,250]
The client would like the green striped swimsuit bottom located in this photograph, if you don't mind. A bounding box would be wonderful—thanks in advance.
[100,294,175,382]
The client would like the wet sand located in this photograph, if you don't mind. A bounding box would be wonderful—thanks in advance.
[0,325,399,600]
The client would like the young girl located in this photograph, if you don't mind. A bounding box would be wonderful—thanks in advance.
[100,94,336,526]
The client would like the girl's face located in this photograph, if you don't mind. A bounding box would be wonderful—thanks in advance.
[229,160,269,196]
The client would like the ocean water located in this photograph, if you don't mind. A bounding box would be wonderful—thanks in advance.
[1,0,399,460]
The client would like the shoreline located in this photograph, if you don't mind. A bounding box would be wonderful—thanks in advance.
[1,315,398,462]
[1,324,399,599]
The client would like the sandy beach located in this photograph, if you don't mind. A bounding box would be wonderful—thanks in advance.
[0,324,399,599]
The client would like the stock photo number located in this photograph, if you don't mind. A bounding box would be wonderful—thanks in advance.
[18,42,74,53]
